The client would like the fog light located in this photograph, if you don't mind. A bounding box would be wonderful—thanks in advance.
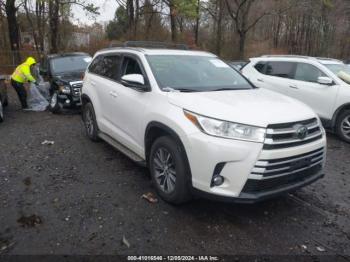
[212,175,224,186]
[65,99,70,104]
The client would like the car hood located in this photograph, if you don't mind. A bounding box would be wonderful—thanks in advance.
[53,71,84,84]
[167,88,316,128]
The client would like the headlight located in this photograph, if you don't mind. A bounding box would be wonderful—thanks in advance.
[59,85,71,94]
[317,117,326,135]
[184,110,266,143]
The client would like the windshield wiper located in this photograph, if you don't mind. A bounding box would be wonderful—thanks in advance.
[163,87,200,93]
[210,88,236,92]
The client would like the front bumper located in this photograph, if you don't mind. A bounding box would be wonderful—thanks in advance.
[57,94,82,108]
[184,131,326,203]
[192,169,324,204]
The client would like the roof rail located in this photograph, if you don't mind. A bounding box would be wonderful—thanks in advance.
[316,57,343,62]
[261,55,315,59]
[123,41,189,50]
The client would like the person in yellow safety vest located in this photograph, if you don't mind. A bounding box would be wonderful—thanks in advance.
[11,57,38,109]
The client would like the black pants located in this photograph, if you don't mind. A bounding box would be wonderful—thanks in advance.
[11,79,28,109]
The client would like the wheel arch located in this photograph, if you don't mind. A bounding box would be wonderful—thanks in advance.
[331,103,350,129]
[81,94,92,106]
[144,121,193,184]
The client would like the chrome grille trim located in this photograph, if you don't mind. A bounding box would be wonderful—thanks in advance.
[70,81,83,97]
[263,118,323,149]
[264,131,322,145]
[249,148,325,180]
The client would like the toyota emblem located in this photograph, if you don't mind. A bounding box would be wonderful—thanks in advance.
[295,125,308,140]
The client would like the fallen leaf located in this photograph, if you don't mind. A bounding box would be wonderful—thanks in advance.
[41,140,54,145]
[17,214,43,227]
[122,235,130,248]
[316,246,326,252]
[142,192,158,203]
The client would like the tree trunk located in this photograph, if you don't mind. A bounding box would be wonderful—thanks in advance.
[5,0,21,64]
[215,0,223,56]
[127,0,135,38]
[169,1,177,42]
[134,0,139,37]
[194,0,200,46]
[49,0,60,53]
[238,32,246,59]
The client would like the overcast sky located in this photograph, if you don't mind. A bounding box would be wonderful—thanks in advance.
[71,0,119,25]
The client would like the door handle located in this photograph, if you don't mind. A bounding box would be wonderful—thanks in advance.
[257,78,264,82]
[109,91,118,98]
[289,85,298,89]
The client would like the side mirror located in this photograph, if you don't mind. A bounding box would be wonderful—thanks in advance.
[121,74,149,91]
[318,76,333,85]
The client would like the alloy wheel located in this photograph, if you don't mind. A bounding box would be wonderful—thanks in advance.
[84,107,94,136]
[153,147,176,194]
[341,115,350,140]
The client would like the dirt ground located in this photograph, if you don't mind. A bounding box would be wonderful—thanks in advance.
[0,88,349,258]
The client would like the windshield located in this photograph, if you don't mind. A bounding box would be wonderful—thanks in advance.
[146,55,252,92]
[324,63,350,75]
[51,55,92,74]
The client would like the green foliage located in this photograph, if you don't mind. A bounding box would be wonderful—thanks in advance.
[175,0,199,19]
[106,6,128,40]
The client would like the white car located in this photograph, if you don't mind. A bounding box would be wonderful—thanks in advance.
[81,44,326,204]
[242,55,350,142]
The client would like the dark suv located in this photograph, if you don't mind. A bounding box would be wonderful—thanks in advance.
[0,75,9,122]
[39,52,92,113]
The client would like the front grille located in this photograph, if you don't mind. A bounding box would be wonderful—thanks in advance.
[263,118,323,150]
[242,147,325,194]
[242,164,322,193]
[251,147,325,178]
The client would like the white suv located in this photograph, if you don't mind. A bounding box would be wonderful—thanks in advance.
[242,55,350,142]
[81,44,326,204]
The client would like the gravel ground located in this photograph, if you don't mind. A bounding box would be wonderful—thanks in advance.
[0,88,349,258]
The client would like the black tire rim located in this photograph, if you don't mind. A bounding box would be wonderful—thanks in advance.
[341,115,350,140]
[85,107,94,137]
[153,147,176,194]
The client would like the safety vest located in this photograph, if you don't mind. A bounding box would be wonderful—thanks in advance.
[11,57,36,84]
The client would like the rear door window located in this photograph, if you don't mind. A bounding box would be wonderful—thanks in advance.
[294,63,326,83]
[265,62,296,79]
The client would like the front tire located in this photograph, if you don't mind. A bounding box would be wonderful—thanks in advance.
[0,100,4,122]
[49,91,61,114]
[82,102,100,142]
[149,136,192,204]
[336,110,350,143]
[3,97,8,107]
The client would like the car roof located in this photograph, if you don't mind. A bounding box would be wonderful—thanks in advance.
[97,47,216,57]
[251,55,344,64]
[47,52,90,59]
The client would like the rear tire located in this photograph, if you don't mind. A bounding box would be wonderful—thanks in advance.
[82,102,100,142]
[49,91,61,114]
[3,97,8,107]
[336,110,350,143]
[0,100,4,122]
[149,136,192,204]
